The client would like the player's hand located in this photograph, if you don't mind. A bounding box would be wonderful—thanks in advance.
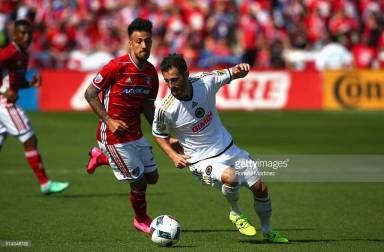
[107,119,132,134]
[30,74,41,87]
[171,153,190,169]
[231,63,250,79]
[3,89,18,102]
[169,137,184,154]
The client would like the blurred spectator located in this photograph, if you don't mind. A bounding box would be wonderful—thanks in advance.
[0,0,383,70]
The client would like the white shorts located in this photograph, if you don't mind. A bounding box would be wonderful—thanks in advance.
[98,137,157,182]
[189,144,260,188]
[0,103,34,143]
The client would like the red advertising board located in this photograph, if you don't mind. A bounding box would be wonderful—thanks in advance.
[39,70,323,111]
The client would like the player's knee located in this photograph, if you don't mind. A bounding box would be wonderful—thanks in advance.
[24,135,37,149]
[146,172,159,184]
[221,168,238,187]
[251,181,268,198]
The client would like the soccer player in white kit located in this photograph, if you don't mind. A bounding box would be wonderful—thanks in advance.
[152,54,288,243]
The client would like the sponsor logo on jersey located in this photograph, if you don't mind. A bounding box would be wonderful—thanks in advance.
[93,73,103,84]
[123,87,150,95]
[195,107,205,118]
[145,76,152,85]
[191,111,212,133]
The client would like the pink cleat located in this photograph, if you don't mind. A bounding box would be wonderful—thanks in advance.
[86,147,103,174]
[133,217,152,234]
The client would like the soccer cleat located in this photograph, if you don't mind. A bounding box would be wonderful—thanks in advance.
[263,230,289,243]
[40,181,70,195]
[133,217,153,234]
[229,212,257,236]
[86,147,103,174]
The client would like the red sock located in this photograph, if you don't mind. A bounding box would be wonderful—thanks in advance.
[24,148,49,185]
[97,152,109,165]
[129,189,148,221]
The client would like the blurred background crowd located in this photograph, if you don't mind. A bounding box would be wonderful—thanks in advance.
[1,0,383,71]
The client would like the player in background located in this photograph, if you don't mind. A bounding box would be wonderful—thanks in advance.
[0,19,69,195]
[84,18,162,234]
[152,54,288,243]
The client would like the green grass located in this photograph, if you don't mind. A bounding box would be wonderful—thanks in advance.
[0,111,383,251]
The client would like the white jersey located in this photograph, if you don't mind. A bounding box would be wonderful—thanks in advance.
[152,69,234,164]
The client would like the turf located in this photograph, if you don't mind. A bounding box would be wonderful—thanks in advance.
[0,111,383,251]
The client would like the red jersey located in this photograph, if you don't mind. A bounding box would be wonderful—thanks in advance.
[0,42,29,104]
[92,53,159,145]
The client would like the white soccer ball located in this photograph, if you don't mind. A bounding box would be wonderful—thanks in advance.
[150,215,181,247]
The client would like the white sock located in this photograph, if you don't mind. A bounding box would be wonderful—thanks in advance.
[222,184,243,215]
[254,196,272,234]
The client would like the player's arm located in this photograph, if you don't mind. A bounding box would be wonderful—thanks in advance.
[142,99,155,126]
[154,136,190,169]
[84,84,129,134]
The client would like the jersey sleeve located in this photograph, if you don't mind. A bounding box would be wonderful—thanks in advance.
[92,60,117,91]
[0,44,17,66]
[152,101,171,138]
[197,69,232,94]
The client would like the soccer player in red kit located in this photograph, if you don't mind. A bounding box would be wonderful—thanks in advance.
[84,18,160,234]
[0,19,69,195]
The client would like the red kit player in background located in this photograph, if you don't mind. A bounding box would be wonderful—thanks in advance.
[0,19,69,195]
[85,18,163,234]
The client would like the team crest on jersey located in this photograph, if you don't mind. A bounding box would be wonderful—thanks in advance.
[205,165,212,176]
[195,107,205,118]
[94,73,103,84]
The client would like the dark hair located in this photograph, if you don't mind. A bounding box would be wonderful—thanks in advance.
[160,54,188,74]
[128,18,152,36]
[14,19,32,29]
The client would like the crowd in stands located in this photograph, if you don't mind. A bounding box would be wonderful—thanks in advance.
[1,0,383,71]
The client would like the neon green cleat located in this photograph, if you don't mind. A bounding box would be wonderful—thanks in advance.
[263,230,289,243]
[41,181,70,195]
[229,212,257,236]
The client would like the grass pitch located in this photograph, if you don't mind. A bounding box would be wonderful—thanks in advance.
[0,111,383,251]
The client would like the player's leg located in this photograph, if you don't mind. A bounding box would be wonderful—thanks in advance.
[249,181,288,243]
[220,167,257,236]
[86,146,109,174]
[0,124,8,151]
[23,134,70,195]
[129,177,152,233]
[138,138,158,185]
[0,104,69,194]
[98,140,152,233]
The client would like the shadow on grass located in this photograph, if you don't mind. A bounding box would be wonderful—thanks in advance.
[183,229,237,233]
[35,192,168,198]
[183,228,315,234]
[240,238,384,244]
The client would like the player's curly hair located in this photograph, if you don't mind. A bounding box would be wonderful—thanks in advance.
[128,18,152,36]
[160,54,188,74]
[14,19,32,29]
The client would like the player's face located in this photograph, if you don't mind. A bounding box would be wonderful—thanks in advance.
[162,67,189,99]
[129,31,152,62]
[14,25,32,50]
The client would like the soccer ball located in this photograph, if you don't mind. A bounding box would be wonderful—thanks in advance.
[150,215,181,247]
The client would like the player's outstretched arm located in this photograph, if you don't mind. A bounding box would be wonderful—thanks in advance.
[84,84,129,134]
[230,63,251,80]
[154,136,190,169]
